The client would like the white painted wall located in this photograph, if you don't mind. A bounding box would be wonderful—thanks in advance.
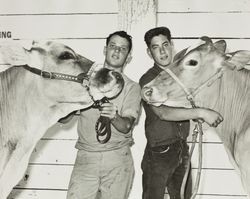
[1,0,250,198]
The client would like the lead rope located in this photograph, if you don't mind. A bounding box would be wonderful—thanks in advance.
[163,68,203,199]
[86,64,124,144]
[180,97,203,199]
[92,97,112,144]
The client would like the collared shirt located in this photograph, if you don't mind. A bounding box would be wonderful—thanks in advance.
[76,73,141,152]
[139,64,190,147]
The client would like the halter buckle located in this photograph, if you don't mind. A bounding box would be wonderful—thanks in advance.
[40,70,52,79]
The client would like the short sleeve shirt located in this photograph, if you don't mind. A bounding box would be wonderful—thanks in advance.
[139,64,190,147]
[76,73,141,152]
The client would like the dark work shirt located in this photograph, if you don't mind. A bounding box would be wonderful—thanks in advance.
[139,64,190,147]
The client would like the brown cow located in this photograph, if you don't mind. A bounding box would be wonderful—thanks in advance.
[141,37,250,196]
[0,41,124,199]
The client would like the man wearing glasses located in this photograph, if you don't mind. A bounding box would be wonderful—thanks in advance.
[66,31,141,199]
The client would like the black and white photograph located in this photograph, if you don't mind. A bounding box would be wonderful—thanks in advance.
[0,0,250,198]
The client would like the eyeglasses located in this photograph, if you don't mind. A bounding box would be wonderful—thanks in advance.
[107,44,129,53]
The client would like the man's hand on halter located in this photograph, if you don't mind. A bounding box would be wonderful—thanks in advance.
[198,108,223,127]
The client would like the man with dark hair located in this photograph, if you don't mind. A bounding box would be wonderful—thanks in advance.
[139,27,223,199]
[106,31,133,52]
[65,31,141,199]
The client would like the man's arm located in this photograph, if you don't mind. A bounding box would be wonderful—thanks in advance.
[100,102,135,134]
[151,105,223,127]
[100,82,141,134]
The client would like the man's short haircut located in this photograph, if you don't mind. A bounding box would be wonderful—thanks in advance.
[144,27,172,47]
[106,31,133,52]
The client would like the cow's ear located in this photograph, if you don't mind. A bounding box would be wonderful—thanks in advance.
[173,48,188,62]
[0,41,29,68]
[223,50,250,70]
[214,40,226,53]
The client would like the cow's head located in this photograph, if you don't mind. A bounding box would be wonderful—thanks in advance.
[0,41,124,105]
[142,36,250,107]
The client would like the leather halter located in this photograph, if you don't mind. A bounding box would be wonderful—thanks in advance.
[20,63,99,102]
[163,67,223,103]
[21,64,89,83]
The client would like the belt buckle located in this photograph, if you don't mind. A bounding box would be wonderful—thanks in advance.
[159,146,170,153]
[151,145,170,153]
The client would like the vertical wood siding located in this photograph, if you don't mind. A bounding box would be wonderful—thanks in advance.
[0,0,249,198]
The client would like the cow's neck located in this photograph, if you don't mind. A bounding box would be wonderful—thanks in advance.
[0,68,74,145]
[198,69,250,152]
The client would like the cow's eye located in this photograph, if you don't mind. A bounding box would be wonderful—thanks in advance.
[59,52,75,60]
[187,59,198,66]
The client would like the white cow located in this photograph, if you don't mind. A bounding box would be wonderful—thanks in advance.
[0,41,124,199]
[141,36,250,197]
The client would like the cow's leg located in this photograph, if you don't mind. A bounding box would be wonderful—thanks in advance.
[0,140,35,199]
[234,127,250,198]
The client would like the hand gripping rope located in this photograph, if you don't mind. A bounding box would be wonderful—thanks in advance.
[92,97,112,144]
[180,98,204,199]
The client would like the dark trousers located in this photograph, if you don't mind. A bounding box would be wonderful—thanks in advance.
[141,140,192,199]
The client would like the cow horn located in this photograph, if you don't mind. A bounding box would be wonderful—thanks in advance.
[200,36,212,44]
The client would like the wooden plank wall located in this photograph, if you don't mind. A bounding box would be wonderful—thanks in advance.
[1,0,250,198]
